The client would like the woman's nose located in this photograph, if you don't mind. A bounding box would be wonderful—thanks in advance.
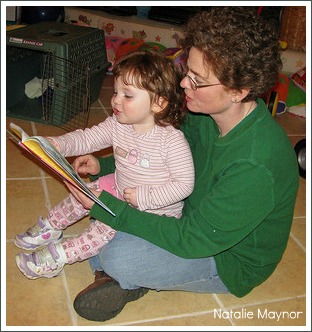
[180,75,188,89]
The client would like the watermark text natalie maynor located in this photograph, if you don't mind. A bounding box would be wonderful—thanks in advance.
[214,308,304,322]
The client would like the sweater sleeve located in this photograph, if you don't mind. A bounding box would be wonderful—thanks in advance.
[90,162,274,258]
[89,154,116,182]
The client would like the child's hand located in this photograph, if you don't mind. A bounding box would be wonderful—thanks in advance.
[123,187,138,207]
[72,155,100,175]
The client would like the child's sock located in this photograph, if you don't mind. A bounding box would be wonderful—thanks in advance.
[55,242,69,264]
[42,217,55,230]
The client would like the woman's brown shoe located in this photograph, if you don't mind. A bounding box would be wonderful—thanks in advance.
[73,271,148,321]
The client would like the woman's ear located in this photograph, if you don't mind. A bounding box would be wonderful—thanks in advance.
[152,97,168,113]
[230,88,250,103]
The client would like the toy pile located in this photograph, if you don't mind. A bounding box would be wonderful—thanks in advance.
[105,35,187,73]
[265,65,306,118]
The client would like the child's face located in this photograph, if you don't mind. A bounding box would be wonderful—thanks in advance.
[111,76,156,133]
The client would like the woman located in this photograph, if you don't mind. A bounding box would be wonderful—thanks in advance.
[65,7,299,322]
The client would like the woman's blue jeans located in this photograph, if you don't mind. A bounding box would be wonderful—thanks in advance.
[88,231,229,294]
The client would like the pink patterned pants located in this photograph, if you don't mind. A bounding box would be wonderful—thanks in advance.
[47,173,120,264]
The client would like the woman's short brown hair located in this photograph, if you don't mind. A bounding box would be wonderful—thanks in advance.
[181,7,283,102]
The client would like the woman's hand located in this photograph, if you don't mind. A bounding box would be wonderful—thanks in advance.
[72,154,100,175]
[64,181,99,210]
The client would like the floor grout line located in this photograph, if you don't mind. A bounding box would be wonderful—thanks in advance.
[108,294,307,326]
[213,293,236,325]
[224,294,306,310]
[293,216,307,220]
[289,232,306,253]
[287,134,306,137]
[61,269,79,326]
[108,309,232,326]
[97,98,111,117]
[7,177,49,181]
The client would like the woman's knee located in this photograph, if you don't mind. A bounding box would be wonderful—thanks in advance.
[97,232,144,281]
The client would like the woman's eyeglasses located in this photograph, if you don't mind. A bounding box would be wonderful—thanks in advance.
[185,74,222,91]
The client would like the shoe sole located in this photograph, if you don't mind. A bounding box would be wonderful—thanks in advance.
[73,279,148,321]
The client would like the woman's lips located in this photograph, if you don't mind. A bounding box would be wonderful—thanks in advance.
[185,94,192,103]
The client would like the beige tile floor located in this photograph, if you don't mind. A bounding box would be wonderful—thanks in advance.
[4,74,309,328]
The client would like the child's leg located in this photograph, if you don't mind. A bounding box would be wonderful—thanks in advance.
[48,173,121,230]
[63,173,119,264]
[15,179,101,250]
[98,173,124,200]
[62,220,116,264]
[15,221,117,279]
[15,194,87,250]
[48,174,119,230]
[47,193,90,230]
[15,174,118,278]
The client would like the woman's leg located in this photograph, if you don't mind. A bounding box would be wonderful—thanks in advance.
[74,231,227,322]
[97,232,229,294]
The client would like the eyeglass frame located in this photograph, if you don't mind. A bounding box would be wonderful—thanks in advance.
[185,74,222,91]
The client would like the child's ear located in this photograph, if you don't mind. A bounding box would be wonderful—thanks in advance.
[152,97,168,113]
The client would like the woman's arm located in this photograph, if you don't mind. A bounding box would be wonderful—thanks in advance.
[89,163,275,259]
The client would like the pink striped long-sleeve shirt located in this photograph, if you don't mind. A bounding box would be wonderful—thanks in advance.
[50,115,195,218]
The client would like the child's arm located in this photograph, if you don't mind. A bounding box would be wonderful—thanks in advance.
[46,137,61,151]
[46,117,114,157]
[134,130,194,212]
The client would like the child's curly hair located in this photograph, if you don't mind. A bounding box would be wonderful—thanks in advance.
[181,7,283,102]
[112,50,187,128]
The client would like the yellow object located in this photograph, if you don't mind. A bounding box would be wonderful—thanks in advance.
[267,91,279,117]
[6,24,26,31]
[279,40,288,50]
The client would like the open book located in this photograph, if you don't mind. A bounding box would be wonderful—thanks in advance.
[7,122,115,216]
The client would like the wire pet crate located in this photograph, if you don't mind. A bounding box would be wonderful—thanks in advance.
[6,22,111,131]
[42,53,90,131]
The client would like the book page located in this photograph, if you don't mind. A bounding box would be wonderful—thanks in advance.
[8,122,115,216]
[9,122,30,141]
[20,139,75,184]
[28,136,82,183]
